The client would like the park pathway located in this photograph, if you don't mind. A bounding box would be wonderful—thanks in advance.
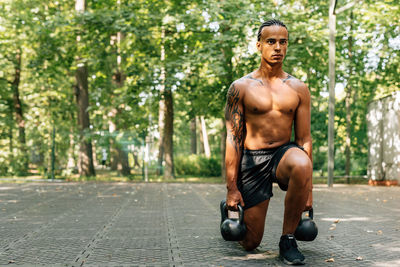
[0,182,399,266]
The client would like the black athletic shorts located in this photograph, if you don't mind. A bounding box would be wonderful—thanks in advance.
[237,142,305,210]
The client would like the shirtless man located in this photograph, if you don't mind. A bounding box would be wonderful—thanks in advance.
[224,19,313,265]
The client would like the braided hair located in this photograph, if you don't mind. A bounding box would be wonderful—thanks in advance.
[257,19,288,41]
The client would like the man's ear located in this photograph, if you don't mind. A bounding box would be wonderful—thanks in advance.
[256,41,261,51]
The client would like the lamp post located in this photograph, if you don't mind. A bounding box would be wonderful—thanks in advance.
[327,0,359,187]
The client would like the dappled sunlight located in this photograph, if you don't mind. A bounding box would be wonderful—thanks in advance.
[320,217,370,222]
[375,259,400,266]
[0,187,17,190]
[222,250,278,261]
[372,242,400,253]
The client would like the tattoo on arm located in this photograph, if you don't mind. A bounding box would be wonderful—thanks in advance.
[225,83,245,153]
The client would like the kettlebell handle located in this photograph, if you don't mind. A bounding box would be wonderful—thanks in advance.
[220,200,244,223]
[308,208,314,220]
[237,204,244,224]
[220,200,228,223]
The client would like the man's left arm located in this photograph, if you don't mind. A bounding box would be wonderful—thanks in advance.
[294,83,312,160]
[294,82,313,210]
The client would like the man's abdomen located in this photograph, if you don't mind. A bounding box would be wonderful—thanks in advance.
[244,115,293,150]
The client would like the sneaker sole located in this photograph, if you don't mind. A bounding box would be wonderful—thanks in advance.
[279,254,305,265]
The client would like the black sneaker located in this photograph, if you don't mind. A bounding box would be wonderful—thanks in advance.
[279,234,305,265]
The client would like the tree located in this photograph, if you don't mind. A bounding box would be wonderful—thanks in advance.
[0,0,30,174]
[0,0,398,181]
[75,0,95,177]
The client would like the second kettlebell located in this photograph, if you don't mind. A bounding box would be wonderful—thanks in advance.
[294,208,318,241]
[220,200,247,241]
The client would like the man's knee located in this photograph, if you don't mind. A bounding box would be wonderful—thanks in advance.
[292,157,312,174]
[290,153,312,185]
[240,237,262,251]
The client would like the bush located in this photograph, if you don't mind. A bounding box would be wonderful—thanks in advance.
[175,154,221,177]
[0,150,29,176]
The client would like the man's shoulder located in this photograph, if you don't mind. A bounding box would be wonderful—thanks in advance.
[240,72,264,85]
[230,72,262,90]
[284,74,308,93]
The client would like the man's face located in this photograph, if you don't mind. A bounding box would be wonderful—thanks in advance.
[256,25,288,64]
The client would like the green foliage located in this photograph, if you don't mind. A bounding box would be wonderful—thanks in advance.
[0,0,398,178]
[175,155,221,177]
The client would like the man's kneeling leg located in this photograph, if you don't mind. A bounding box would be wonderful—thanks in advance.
[239,199,270,251]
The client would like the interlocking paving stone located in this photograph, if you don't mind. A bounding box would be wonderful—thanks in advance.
[0,182,399,266]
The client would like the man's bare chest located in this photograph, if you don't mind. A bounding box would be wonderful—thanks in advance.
[243,85,299,115]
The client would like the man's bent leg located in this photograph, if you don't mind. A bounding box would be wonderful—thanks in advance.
[275,148,312,235]
[275,148,311,265]
[239,199,270,251]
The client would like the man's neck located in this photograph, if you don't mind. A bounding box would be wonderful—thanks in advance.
[256,61,285,80]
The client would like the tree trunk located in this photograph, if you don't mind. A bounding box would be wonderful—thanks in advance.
[345,96,351,179]
[327,0,336,187]
[107,109,130,176]
[12,50,25,145]
[157,26,166,176]
[163,88,174,179]
[92,140,98,168]
[75,0,95,177]
[345,11,354,182]
[118,145,130,176]
[108,30,131,176]
[220,118,226,182]
[200,116,210,158]
[108,112,118,171]
[110,145,119,170]
[109,113,130,176]
[198,117,205,154]
[157,101,165,175]
[75,0,85,10]
[190,116,197,154]
[8,118,13,172]
[133,151,140,168]
[11,48,28,172]
[108,122,130,176]
[66,132,76,169]
[75,66,95,177]
[220,28,233,182]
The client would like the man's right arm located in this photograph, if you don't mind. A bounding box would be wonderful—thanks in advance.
[224,82,245,210]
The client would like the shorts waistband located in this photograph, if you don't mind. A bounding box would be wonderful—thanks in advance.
[243,147,279,156]
[243,142,298,156]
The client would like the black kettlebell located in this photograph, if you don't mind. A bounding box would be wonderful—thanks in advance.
[294,208,318,241]
[220,200,247,241]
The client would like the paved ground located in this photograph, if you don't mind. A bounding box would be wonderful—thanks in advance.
[0,182,399,266]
